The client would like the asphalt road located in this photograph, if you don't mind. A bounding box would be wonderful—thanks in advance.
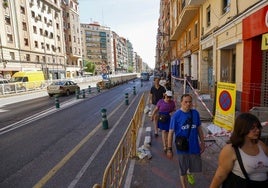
[0,79,153,188]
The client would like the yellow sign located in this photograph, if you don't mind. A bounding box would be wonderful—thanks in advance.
[261,33,268,50]
[213,82,236,131]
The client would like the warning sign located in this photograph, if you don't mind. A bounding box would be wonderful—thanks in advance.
[213,82,236,130]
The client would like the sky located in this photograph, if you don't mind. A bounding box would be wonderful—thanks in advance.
[78,0,160,69]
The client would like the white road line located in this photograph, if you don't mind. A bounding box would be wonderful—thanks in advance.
[68,94,138,188]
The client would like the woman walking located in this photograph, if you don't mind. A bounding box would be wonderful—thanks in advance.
[151,90,176,152]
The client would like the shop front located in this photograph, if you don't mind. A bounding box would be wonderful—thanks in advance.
[242,5,268,111]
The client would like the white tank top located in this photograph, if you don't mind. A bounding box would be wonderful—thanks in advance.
[232,144,268,181]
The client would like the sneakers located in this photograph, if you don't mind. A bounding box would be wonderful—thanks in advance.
[187,173,195,185]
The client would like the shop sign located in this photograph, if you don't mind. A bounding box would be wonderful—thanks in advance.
[261,33,268,50]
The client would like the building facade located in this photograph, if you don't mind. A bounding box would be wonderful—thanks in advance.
[0,0,65,80]
[157,0,268,112]
[62,0,82,78]
[80,22,114,75]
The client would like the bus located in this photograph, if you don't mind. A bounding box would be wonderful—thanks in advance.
[141,72,150,81]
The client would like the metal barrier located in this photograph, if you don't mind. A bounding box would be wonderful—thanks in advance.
[99,93,145,188]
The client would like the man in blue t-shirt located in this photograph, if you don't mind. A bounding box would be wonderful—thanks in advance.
[166,94,205,188]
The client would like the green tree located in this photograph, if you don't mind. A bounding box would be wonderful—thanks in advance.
[84,60,95,74]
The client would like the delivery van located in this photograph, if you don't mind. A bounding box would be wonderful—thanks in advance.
[11,71,45,91]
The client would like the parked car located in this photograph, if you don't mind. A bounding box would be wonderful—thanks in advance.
[47,80,80,97]
[10,71,45,91]
[0,78,12,94]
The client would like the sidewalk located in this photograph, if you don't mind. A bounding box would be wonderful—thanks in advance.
[128,90,224,188]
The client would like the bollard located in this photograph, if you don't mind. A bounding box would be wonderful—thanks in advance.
[141,80,143,87]
[133,86,136,95]
[88,85,91,94]
[82,89,85,98]
[125,93,129,105]
[55,95,60,108]
[101,108,108,129]
[75,89,79,99]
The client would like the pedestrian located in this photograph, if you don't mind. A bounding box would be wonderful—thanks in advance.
[166,94,205,188]
[151,90,176,152]
[185,74,192,93]
[159,76,167,89]
[149,76,166,137]
[210,113,268,188]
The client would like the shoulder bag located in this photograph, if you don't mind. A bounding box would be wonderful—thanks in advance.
[175,110,192,151]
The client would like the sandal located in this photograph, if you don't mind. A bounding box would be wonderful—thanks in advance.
[163,146,167,153]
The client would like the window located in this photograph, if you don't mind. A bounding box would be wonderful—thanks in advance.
[36,55,40,62]
[188,29,191,43]
[44,30,48,37]
[10,52,15,60]
[184,34,187,47]
[194,22,198,38]
[34,41,38,48]
[22,22,27,31]
[5,16,11,25]
[33,26,37,33]
[40,28,43,35]
[20,6,25,14]
[24,38,29,46]
[206,5,211,27]
[7,34,13,42]
[222,0,230,14]
[26,54,30,61]
[31,11,35,18]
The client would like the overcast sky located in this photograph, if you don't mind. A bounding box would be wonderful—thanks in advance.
[78,0,160,69]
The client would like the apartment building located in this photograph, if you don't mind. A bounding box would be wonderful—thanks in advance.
[62,0,82,78]
[0,0,66,80]
[156,0,171,73]
[170,0,202,90]
[113,32,129,73]
[158,0,268,112]
[80,22,114,75]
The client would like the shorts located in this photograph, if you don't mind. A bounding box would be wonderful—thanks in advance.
[178,154,202,176]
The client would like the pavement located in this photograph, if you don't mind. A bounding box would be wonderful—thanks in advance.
[1,80,223,188]
[126,84,226,188]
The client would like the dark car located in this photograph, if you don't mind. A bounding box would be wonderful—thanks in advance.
[47,80,80,97]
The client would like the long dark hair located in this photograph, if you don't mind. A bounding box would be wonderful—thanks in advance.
[230,113,262,147]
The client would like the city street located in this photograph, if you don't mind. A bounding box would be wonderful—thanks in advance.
[0,79,152,188]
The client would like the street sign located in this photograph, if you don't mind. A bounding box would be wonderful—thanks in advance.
[214,82,236,130]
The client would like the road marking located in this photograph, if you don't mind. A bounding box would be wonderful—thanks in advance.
[34,93,138,188]
[0,99,81,135]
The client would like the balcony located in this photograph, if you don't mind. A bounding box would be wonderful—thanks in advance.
[170,0,205,40]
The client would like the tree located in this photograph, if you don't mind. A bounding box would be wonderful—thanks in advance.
[84,60,95,74]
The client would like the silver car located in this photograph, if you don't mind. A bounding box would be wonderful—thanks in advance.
[47,80,80,97]
[0,79,12,94]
